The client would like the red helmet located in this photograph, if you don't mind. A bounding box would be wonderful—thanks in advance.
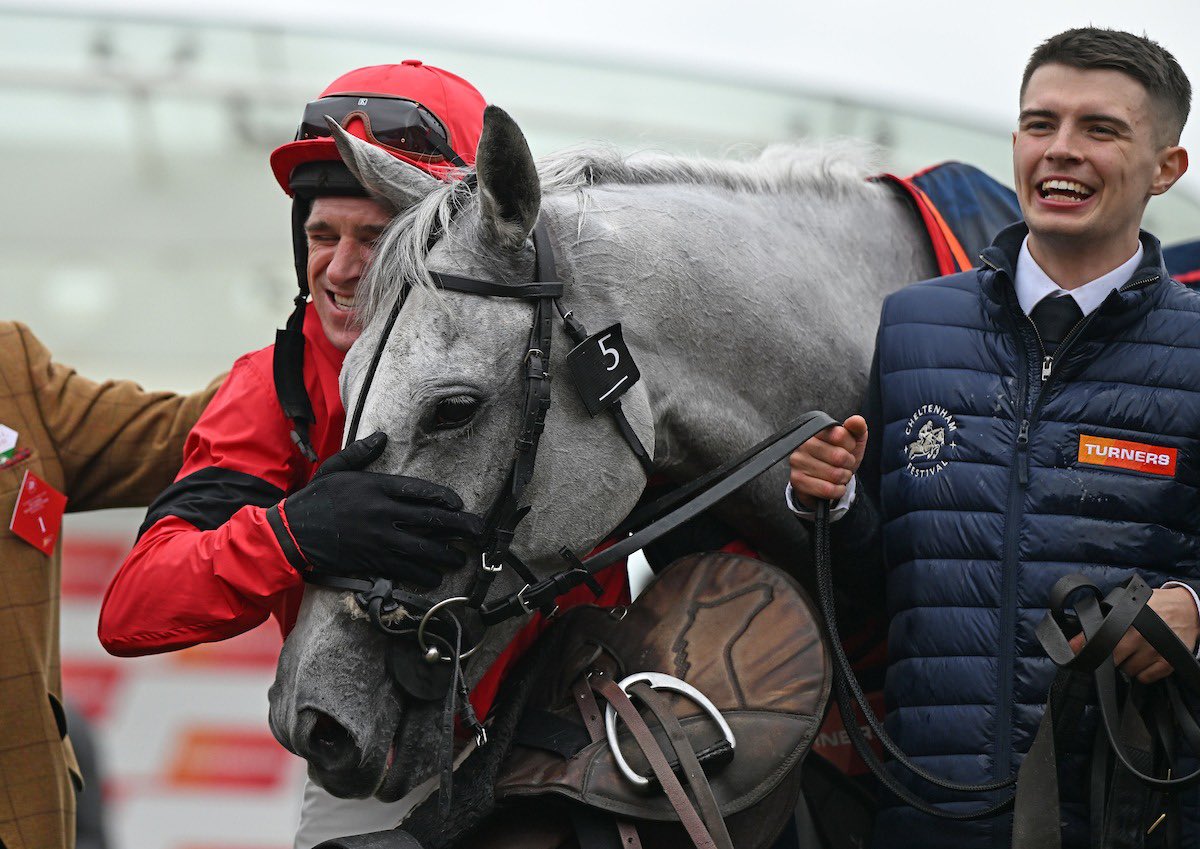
[271,62,485,463]
[270,60,486,195]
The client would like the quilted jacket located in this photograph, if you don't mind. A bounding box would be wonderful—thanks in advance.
[857,223,1200,849]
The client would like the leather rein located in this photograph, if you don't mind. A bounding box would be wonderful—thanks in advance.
[813,500,1200,847]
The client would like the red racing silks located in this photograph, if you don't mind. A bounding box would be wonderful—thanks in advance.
[1078,434,1177,477]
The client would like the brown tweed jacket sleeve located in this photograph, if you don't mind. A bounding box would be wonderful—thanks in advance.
[0,321,219,849]
[17,324,219,512]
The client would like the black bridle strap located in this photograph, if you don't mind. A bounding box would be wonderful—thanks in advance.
[346,299,402,446]
[478,410,839,626]
[428,274,564,300]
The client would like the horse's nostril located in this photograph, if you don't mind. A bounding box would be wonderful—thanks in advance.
[310,711,353,752]
[297,708,360,773]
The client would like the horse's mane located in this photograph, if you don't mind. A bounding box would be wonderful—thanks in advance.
[357,141,878,325]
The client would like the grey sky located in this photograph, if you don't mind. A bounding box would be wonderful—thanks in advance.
[30,0,1200,194]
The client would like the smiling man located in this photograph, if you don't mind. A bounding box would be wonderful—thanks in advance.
[97,63,493,847]
[787,28,1198,848]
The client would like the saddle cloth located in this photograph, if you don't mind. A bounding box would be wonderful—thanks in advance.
[880,161,1200,286]
[1164,238,1200,285]
[875,161,1022,276]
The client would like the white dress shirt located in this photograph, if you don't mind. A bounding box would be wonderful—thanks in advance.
[1014,237,1143,316]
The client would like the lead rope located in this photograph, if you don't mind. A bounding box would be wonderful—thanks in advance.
[818,497,1200,845]
[813,501,1020,819]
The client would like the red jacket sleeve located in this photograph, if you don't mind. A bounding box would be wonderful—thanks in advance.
[98,353,307,656]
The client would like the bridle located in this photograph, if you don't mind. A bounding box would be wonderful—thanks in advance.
[292,188,1200,841]
[300,210,837,743]
[301,219,657,736]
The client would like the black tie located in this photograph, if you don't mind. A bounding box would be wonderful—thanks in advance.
[1029,295,1084,355]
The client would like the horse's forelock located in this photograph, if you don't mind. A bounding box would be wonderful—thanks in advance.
[355,140,879,329]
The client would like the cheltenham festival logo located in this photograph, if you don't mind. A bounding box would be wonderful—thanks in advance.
[903,404,958,477]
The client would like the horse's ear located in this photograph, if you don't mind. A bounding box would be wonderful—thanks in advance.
[476,105,541,249]
[326,118,441,213]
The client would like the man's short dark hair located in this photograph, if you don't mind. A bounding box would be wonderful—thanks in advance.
[1021,27,1191,145]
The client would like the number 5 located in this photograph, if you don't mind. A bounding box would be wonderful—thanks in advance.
[598,334,620,371]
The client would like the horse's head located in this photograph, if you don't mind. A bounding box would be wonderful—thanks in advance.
[268,107,654,802]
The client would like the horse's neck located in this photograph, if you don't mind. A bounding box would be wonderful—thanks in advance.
[549,181,935,563]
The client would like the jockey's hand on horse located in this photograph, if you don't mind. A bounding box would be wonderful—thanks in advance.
[270,432,484,588]
[788,415,868,510]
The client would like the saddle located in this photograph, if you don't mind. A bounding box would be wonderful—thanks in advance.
[318,552,830,849]
[491,551,831,849]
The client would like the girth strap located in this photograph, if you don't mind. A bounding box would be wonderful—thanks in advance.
[573,678,644,849]
[589,671,730,849]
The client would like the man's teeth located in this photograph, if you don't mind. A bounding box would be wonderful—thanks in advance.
[1039,179,1094,202]
[333,293,356,308]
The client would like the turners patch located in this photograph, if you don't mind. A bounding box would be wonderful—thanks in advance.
[1078,434,1177,477]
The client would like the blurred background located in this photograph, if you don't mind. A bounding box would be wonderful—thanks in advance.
[3,2,1198,847]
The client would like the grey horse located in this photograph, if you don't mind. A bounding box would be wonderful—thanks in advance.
[268,106,937,819]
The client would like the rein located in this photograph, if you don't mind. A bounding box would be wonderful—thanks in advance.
[813,500,1200,847]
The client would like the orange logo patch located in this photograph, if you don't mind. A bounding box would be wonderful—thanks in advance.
[1078,435,1177,477]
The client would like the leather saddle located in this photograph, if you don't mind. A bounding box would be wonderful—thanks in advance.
[315,552,831,849]
[493,551,831,849]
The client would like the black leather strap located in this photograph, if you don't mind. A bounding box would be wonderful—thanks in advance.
[346,299,402,445]
[812,501,1019,821]
[429,273,564,300]
[1011,574,1200,848]
[479,411,839,625]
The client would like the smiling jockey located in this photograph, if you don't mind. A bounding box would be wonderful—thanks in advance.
[98,63,629,847]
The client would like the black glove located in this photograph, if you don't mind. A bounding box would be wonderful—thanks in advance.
[267,432,483,588]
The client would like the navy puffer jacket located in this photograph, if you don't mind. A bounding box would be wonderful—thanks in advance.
[859,223,1200,849]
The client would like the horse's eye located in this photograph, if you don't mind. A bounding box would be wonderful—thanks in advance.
[433,396,479,430]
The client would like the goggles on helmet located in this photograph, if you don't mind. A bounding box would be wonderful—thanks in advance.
[295,94,465,166]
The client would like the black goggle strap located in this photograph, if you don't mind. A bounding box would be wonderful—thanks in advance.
[272,194,319,462]
[419,126,468,169]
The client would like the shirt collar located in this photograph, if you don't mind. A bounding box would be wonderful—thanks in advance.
[1014,237,1145,316]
